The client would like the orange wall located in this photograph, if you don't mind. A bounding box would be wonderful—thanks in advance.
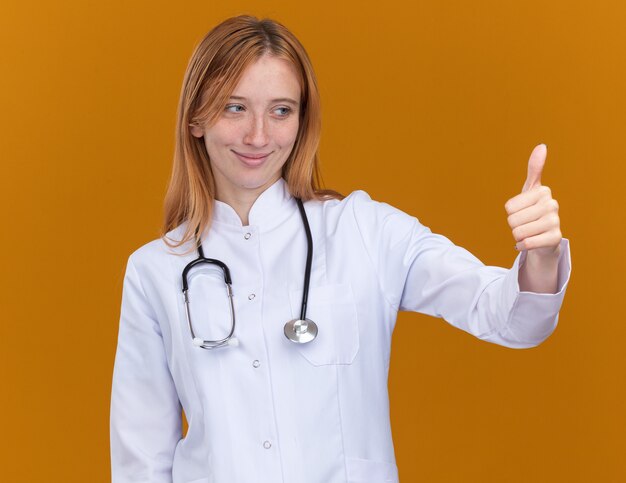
[1,0,623,481]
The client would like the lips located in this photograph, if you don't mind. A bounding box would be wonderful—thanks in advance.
[232,150,271,167]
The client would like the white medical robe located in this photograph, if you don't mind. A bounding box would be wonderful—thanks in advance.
[110,177,572,483]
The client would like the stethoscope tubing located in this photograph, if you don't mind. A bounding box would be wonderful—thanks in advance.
[182,197,314,349]
[295,198,313,322]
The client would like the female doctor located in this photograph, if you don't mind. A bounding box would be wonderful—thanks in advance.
[110,14,572,483]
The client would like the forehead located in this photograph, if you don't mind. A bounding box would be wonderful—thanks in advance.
[231,55,301,101]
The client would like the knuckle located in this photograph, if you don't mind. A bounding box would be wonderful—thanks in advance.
[512,226,524,241]
[507,213,516,227]
[549,198,559,211]
[540,185,552,197]
[549,213,560,225]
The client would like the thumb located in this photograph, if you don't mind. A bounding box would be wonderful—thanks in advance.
[522,143,547,193]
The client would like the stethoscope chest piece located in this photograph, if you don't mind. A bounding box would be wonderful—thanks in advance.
[284,318,318,344]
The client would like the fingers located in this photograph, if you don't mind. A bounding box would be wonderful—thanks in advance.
[515,228,563,252]
[507,197,559,229]
[505,185,554,215]
[510,212,561,245]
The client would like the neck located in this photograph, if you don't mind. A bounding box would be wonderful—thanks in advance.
[215,191,256,226]
[215,176,281,226]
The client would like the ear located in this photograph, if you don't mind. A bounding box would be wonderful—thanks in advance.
[189,122,203,138]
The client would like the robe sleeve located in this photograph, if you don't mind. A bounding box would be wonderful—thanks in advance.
[350,190,572,349]
[110,255,182,482]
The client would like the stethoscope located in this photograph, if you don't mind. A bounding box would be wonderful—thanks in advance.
[181,198,318,350]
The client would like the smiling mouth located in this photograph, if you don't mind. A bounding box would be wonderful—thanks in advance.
[232,150,272,167]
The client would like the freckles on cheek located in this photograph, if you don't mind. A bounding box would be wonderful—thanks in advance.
[277,125,300,148]
[206,122,237,145]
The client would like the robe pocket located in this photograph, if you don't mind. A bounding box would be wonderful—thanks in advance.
[346,456,399,482]
[288,282,359,366]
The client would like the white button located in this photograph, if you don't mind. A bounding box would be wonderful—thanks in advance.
[248,293,255,300]
[263,440,271,449]
[252,360,260,368]
[244,232,251,240]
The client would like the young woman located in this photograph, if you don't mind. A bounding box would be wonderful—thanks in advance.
[110,15,572,483]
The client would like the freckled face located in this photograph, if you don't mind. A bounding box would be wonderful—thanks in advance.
[190,55,301,201]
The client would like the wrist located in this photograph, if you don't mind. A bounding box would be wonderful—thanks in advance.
[526,246,560,268]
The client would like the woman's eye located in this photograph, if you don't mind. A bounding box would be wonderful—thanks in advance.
[225,104,245,113]
[274,106,292,117]
[224,104,292,116]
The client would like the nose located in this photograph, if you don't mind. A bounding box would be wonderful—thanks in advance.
[243,114,269,147]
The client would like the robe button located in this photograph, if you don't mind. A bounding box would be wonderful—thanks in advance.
[244,232,251,240]
[263,440,272,449]
[252,360,260,368]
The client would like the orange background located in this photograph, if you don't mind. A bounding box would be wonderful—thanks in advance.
[1,0,622,481]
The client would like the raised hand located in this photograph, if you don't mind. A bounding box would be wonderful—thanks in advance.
[504,144,562,259]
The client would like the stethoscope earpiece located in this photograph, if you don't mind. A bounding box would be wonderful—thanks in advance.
[284,318,318,344]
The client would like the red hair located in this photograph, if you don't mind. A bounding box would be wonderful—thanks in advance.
[161,15,342,254]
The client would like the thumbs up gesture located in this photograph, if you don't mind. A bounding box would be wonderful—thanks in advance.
[504,144,562,259]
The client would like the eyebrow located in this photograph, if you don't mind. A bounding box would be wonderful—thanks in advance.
[229,95,299,106]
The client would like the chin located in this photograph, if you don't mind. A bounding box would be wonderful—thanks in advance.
[235,176,276,191]
[237,171,281,188]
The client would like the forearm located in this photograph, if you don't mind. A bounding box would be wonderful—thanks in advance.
[518,247,561,294]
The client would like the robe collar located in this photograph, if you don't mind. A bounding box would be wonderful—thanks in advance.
[211,177,297,230]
